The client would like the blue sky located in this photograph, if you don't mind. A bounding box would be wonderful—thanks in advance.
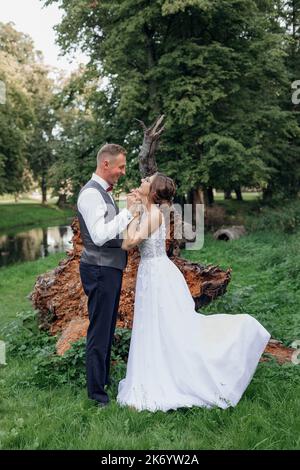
[0,0,88,73]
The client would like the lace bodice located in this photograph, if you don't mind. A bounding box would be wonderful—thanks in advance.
[139,212,167,260]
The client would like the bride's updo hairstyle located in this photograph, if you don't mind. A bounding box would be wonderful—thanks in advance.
[149,172,176,206]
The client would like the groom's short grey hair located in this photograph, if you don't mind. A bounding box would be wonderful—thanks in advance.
[97,143,127,166]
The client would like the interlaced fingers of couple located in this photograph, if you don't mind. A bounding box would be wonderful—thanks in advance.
[127,188,144,219]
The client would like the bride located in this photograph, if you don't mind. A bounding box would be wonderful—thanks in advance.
[117,172,271,412]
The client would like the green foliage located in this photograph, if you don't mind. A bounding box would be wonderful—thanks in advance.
[0,22,58,200]
[198,133,265,191]
[41,0,300,201]
[48,74,101,202]
[245,198,300,233]
[0,23,34,195]
[1,2,300,201]
[0,308,131,389]
[26,68,57,203]
[111,327,132,363]
[32,338,87,388]
[0,310,56,358]
[32,327,131,388]
[161,0,213,15]
[280,0,300,77]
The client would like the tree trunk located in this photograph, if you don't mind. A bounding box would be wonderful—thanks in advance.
[224,189,232,200]
[42,228,49,257]
[144,24,160,118]
[202,186,214,206]
[191,187,204,227]
[41,175,47,204]
[262,183,273,202]
[137,114,163,176]
[207,186,214,205]
[234,186,243,201]
[57,193,67,208]
[173,192,187,208]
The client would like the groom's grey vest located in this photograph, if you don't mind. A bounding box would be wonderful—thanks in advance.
[77,179,127,270]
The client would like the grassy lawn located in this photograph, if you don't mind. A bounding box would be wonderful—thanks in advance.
[0,203,75,232]
[214,191,261,201]
[0,253,66,329]
[0,194,60,205]
[0,221,300,450]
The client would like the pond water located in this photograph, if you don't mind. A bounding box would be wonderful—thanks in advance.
[0,224,73,267]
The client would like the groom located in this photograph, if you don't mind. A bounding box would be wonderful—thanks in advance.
[77,143,140,407]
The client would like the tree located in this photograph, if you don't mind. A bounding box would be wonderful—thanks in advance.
[280,0,300,76]
[0,23,35,196]
[0,22,60,202]
[27,65,57,204]
[43,0,300,202]
[261,0,300,201]
[48,69,108,204]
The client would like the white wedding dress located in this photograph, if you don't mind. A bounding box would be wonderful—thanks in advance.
[117,213,271,412]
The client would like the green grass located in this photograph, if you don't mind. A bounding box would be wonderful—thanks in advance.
[0,194,59,205]
[182,230,300,345]
[0,203,75,232]
[0,253,66,329]
[214,191,261,201]
[0,223,300,449]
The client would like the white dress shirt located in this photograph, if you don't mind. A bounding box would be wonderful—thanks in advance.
[77,173,133,247]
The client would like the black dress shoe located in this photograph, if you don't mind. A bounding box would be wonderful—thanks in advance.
[97,401,109,408]
[89,398,109,408]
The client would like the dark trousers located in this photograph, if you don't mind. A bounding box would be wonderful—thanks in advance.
[79,262,123,404]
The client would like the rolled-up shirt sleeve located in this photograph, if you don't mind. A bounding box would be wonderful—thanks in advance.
[77,188,133,247]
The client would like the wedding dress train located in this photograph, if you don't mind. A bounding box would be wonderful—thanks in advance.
[117,213,271,412]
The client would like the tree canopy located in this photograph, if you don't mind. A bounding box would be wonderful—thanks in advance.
[1,1,300,204]
[41,0,300,202]
[0,22,57,201]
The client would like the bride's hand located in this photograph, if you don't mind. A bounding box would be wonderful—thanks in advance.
[129,188,141,197]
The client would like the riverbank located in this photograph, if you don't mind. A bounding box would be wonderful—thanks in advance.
[0,203,75,232]
[0,191,261,232]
